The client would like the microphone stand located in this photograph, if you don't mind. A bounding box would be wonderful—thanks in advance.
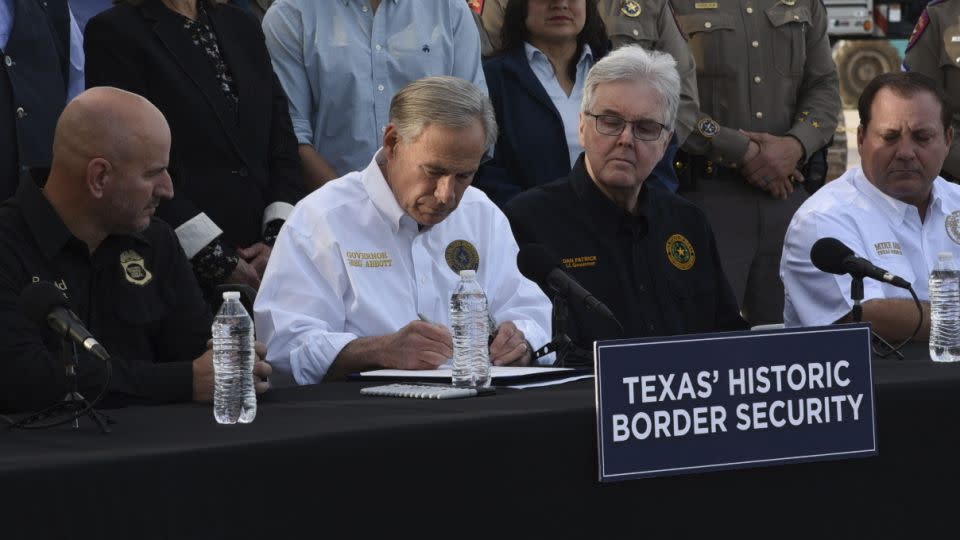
[533,295,576,367]
[9,338,113,433]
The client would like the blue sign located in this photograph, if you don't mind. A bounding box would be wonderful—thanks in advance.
[595,324,877,482]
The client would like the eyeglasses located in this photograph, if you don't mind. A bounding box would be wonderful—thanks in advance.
[585,113,666,141]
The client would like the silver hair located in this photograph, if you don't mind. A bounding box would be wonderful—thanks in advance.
[389,76,498,148]
[581,45,681,131]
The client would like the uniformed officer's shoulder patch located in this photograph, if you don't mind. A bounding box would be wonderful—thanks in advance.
[621,0,642,17]
[445,240,480,273]
[946,211,960,245]
[468,0,484,14]
[120,249,153,286]
[666,234,696,270]
[906,6,934,52]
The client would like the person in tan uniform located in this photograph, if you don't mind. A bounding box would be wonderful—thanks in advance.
[670,0,840,324]
[480,0,699,162]
[904,0,960,182]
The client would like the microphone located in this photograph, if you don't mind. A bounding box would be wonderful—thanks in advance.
[19,282,111,362]
[517,244,620,323]
[810,237,911,289]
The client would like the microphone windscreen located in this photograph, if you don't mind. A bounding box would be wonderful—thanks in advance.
[19,281,69,326]
[517,243,559,282]
[810,237,855,276]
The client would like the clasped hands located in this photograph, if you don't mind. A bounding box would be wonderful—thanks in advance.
[740,131,806,200]
[385,319,532,371]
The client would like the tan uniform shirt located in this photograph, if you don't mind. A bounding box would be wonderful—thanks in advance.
[672,0,839,166]
[479,0,700,144]
[904,0,960,180]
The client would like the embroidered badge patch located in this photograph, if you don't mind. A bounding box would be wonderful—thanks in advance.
[666,234,696,270]
[120,250,153,286]
[445,240,480,273]
[946,211,960,245]
[621,0,642,17]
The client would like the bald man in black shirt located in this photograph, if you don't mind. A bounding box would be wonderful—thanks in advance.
[0,87,271,412]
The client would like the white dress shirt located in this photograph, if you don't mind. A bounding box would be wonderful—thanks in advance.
[781,167,960,327]
[254,151,553,385]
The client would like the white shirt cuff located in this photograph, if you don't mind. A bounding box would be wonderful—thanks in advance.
[175,213,223,259]
[262,201,295,232]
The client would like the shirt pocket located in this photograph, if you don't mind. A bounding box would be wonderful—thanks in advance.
[386,20,450,77]
[111,279,173,328]
[676,12,736,77]
[765,5,811,78]
[607,14,658,50]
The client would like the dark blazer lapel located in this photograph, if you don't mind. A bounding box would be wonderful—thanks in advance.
[205,4,253,165]
[502,47,561,120]
[140,0,245,158]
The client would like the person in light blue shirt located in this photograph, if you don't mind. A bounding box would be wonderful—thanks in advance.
[262,0,487,191]
[0,0,84,200]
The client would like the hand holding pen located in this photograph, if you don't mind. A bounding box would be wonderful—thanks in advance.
[420,312,531,366]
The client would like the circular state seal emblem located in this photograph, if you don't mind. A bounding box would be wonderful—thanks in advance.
[666,234,696,270]
[621,0,642,17]
[445,240,480,274]
[947,211,960,245]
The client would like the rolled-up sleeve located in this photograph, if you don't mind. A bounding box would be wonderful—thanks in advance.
[483,209,552,364]
[262,3,315,148]
[254,215,357,385]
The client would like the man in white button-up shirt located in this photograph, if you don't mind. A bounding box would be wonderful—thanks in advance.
[781,72,956,343]
[254,76,552,384]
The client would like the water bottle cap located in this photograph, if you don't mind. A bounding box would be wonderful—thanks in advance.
[222,291,241,300]
[939,251,954,262]
[459,269,476,279]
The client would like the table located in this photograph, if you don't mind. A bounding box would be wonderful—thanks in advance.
[1,345,958,538]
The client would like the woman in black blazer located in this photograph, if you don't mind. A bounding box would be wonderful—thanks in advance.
[84,0,304,297]
[476,0,677,207]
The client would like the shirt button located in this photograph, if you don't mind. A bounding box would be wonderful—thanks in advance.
[793,14,800,20]
[375,44,382,51]
[704,21,712,28]
[746,6,753,13]
[632,29,639,36]
[755,111,764,119]
[361,5,368,12]
[15,107,25,119]
[3,56,11,67]
[377,84,385,92]
[754,76,762,84]
[752,40,759,48]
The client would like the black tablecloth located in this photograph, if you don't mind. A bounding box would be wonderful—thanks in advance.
[2,345,959,538]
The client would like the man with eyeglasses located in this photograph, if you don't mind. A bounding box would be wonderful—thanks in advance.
[504,46,745,363]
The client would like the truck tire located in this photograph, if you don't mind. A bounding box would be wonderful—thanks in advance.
[833,39,902,108]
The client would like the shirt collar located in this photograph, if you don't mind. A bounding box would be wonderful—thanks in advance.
[17,178,151,261]
[853,167,935,224]
[362,149,412,234]
[523,43,594,70]
[568,154,651,236]
[17,179,75,261]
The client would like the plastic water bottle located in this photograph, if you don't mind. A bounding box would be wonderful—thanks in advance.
[929,251,960,363]
[212,291,257,423]
[450,270,491,387]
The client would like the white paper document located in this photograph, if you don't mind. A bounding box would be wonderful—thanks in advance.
[358,366,576,379]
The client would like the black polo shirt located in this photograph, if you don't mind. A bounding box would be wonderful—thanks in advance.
[0,180,212,412]
[504,156,745,363]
